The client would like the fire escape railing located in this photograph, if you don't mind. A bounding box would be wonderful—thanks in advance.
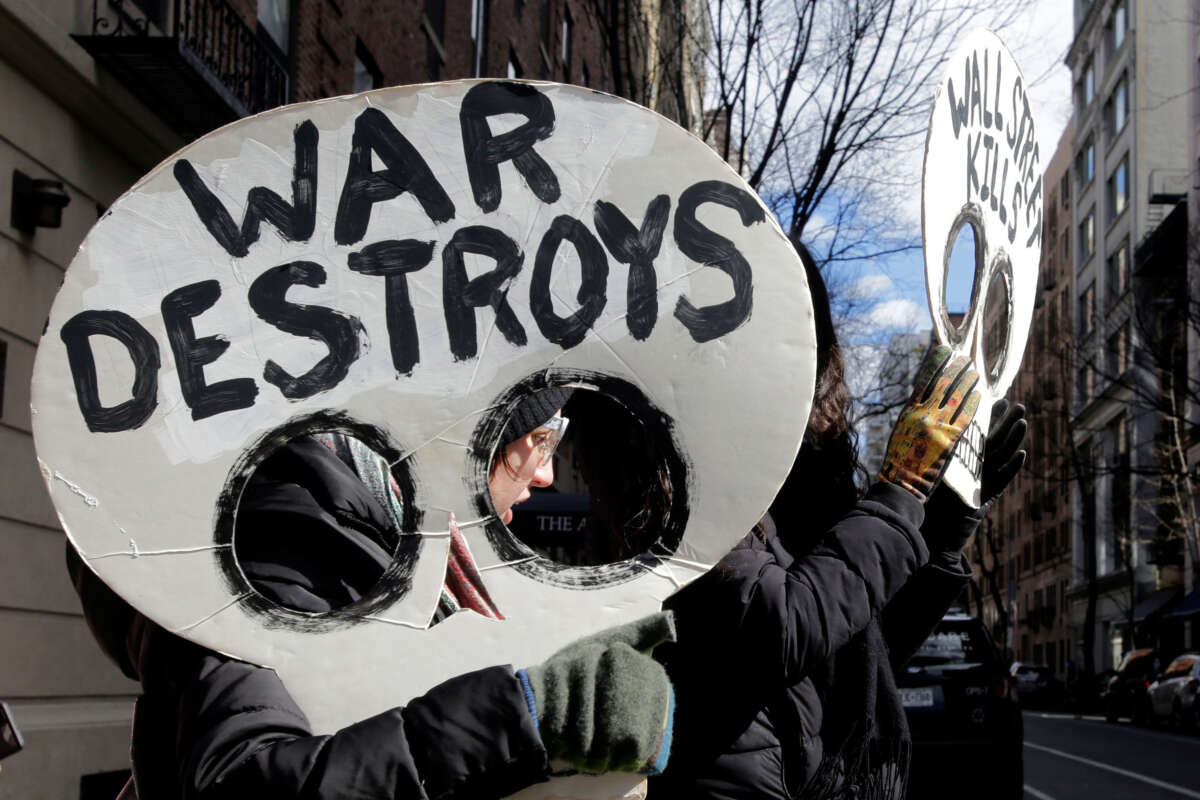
[76,0,288,139]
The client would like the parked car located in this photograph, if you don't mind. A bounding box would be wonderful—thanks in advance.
[1147,653,1200,729]
[1104,648,1158,723]
[898,612,1024,800]
[1010,662,1065,709]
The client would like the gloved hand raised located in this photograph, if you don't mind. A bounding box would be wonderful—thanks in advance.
[923,398,1028,568]
[878,344,982,502]
[518,612,676,775]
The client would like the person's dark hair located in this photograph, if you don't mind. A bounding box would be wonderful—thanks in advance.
[767,241,866,547]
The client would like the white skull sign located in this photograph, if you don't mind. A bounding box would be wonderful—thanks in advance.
[923,29,1042,507]
[31,81,815,797]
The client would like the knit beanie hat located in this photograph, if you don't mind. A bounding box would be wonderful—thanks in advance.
[500,387,574,446]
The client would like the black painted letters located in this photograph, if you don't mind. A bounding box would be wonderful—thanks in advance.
[594,196,669,341]
[460,82,561,212]
[174,121,319,257]
[673,181,761,342]
[247,261,365,399]
[335,108,456,245]
[442,226,528,360]
[60,310,160,433]
[348,239,434,374]
[531,215,610,349]
[161,280,258,420]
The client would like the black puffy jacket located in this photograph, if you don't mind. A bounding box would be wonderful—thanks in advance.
[67,438,549,800]
[650,483,970,800]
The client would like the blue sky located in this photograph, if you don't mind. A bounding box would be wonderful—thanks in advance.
[830,2,1074,348]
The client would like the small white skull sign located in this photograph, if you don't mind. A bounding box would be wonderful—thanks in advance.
[923,29,1043,507]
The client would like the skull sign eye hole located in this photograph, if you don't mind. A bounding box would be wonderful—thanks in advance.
[218,413,423,623]
[944,218,983,336]
[472,371,690,589]
[981,264,1012,383]
[510,389,675,566]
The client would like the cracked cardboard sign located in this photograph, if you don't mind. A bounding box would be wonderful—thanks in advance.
[31,81,814,767]
[923,30,1042,507]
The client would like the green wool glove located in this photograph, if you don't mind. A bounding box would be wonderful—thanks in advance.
[878,344,982,502]
[923,398,1028,568]
[518,612,676,775]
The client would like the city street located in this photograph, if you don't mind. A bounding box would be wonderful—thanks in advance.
[1023,712,1200,800]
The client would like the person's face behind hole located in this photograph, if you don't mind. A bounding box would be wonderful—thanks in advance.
[488,411,564,525]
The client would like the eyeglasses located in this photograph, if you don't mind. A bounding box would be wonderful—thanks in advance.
[503,414,570,479]
[530,415,569,467]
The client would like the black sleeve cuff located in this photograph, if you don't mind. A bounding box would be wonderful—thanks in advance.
[864,481,925,531]
[404,665,549,799]
[928,551,974,577]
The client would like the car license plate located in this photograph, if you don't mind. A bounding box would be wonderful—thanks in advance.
[901,688,934,708]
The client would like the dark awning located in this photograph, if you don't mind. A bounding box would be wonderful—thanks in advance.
[1133,586,1182,622]
[1165,588,1200,619]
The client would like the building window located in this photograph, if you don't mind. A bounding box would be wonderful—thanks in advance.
[1079,282,1095,336]
[258,0,290,55]
[1076,135,1094,188]
[353,40,382,92]
[1078,364,1093,404]
[581,63,590,88]
[1109,0,1127,53]
[471,0,489,77]
[1105,73,1128,140]
[1079,206,1095,263]
[1107,155,1129,219]
[1110,417,1131,541]
[561,8,573,82]
[425,0,446,80]
[1061,230,1069,264]
[1107,324,1128,377]
[1076,56,1094,112]
[1108,239,1128,304]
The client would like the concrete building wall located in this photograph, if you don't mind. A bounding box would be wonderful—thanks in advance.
[980,119,1076,674]
[0,3,170,796]
[1064,0,1191,674]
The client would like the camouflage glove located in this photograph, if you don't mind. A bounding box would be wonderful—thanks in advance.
[518,612,676,775]
[923,398,1027,568]
[878,344,982,502]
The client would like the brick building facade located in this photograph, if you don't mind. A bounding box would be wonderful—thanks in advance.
[275,1,615,103]
[976,122,1076,676]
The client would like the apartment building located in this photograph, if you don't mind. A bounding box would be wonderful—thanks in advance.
[1064,0,1190,674]
[977,122,1076,674]
[0,2,706,796]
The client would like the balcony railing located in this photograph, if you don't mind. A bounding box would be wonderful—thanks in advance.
[74,0,288,141]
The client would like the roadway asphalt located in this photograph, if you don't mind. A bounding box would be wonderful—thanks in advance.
[1022,711,1200,800]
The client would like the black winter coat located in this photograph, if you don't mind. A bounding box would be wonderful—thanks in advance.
[69,440,961,800]
[67,438,549,800]
[650,483,971,800]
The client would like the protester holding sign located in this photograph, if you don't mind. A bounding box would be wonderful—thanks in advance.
[649,245,1027,799]
[66,392,677,799]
